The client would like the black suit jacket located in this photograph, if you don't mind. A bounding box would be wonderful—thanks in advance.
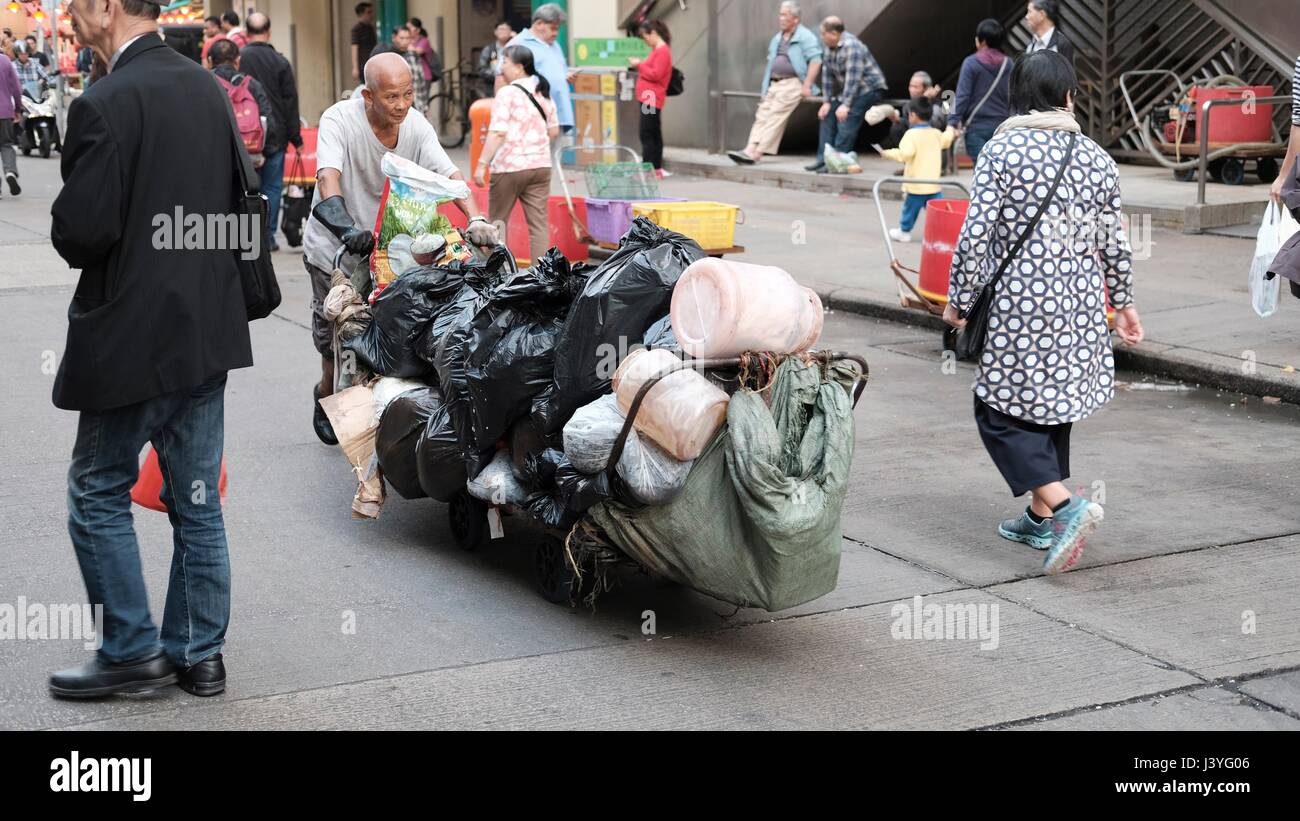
[51,35,253,412]
[238,41,301,153]
[1044,28,1076,67]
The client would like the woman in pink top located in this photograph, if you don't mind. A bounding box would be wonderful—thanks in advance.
[629,20,673,175]
[474,45,560,264]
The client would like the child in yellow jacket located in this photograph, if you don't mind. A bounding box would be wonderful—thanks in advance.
[876,96,956,242]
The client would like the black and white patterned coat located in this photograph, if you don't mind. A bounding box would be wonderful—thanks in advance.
[948,127,1134,425]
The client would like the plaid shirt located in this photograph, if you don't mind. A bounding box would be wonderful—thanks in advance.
[14,56,50,88]
[822,32,886,102]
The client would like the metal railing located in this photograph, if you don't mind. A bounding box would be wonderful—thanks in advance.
[1197,94,1290,205]
[714,89,828,154]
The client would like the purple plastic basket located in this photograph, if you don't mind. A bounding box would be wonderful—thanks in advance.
[586,197,687,244]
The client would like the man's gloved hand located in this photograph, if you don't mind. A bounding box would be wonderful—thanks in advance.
[464,216,500,247]
[312,194,374,256]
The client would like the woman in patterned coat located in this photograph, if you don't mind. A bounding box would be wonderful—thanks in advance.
[943,50,1144,574]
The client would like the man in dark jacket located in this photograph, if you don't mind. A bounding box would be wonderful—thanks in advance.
[239,11,301,252]
[48,0,253,700]
[209,37,278,162]
[1024,0,1076,66]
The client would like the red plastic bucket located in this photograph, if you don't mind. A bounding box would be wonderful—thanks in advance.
[130,446,228,513]
[918,199,969,303]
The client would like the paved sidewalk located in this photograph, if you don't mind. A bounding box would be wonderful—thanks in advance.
[644,151,1300,403]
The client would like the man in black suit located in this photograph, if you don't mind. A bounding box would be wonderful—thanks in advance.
[47,0,253,700]
[1024,0,1076,67]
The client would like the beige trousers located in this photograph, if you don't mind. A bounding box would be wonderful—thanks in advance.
[489,166,551,264]
[745,77,805,156]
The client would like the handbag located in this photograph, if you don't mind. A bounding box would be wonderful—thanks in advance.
[947,131,1077,360]
[667,67,684,97]
[224,99,281,321]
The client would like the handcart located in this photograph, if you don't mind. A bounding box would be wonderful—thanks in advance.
[872,177,970,348]
[555,143,747,258]
[447,349,869,605]
[1120,70,1288,185]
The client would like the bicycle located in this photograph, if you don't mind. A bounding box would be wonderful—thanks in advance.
[429,58,489,149]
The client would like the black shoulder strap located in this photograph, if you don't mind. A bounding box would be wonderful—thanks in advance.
[965,131,1077,316]
[508,81,549,124]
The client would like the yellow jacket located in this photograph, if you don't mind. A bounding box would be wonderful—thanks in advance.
[881,124,956,195]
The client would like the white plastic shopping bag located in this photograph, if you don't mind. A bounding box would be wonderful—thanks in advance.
[1250,202,1283,318]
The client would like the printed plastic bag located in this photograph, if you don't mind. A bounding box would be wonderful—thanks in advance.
[466,449,530,506]
[1251,201,1284,318]
[371,152,473,291]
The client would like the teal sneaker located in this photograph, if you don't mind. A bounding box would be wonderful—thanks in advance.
[997,509,1054,550]
[1043,496,1104,575]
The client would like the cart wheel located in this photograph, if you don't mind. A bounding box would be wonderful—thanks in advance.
[447,490,486,551]
[1257,158,1280,184]
[1173,167,1197,183]
[534,536,582,605]
[1219,158,1246,186]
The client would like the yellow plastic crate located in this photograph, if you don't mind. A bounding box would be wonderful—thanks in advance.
[630,201,743,250]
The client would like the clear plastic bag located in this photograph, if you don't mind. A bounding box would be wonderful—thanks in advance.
[823,144,861,175]
[466,449,530,506]
[617,429,693,505]
[1251,202,1283,318]
[562,394,624,474]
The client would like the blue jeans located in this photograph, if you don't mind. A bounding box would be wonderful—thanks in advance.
[67,374,230,667]
[964,129,995,162]
[817,88,884,163]
[900,192,940,233]
[261,149,285,246]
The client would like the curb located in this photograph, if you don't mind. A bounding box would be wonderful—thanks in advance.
[818,289,1300,405]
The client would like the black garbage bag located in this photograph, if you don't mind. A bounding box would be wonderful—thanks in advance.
[342,265,467,378]
[414,248,512,368]
[375,387,442,500]
[508,412,552,482]
[522,449,614,530]
[415,398,466,502]
[538,217,704,434]
[437,250,583,478]
[466,249,581,454]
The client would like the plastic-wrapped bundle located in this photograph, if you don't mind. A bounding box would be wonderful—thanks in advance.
[562,394,692,504]
[466,449,531,506]
[537,217,705,434]
[561,394,624,474]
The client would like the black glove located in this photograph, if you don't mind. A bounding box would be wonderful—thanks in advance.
[312,195,374,256]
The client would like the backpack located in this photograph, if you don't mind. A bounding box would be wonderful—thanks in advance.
[666,67,684,97]
[217,73,265,155]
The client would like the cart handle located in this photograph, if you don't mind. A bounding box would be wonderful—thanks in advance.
[872,178,969,264]
[603,350,869,478]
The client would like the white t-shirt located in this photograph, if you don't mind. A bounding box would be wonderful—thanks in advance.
[303,97,460,272]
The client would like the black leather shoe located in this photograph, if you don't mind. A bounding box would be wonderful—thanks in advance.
[49,651,176,699]
[177,654,226,697]
[804,161,826,172]
[313,384,338,445]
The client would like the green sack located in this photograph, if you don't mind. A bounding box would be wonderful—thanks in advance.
[588,358,856,611]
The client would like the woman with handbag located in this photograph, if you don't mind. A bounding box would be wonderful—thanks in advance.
[943,50,1144,575]
[628,20,673,177]
[949,19,1013,162]
[473,45,560,264]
